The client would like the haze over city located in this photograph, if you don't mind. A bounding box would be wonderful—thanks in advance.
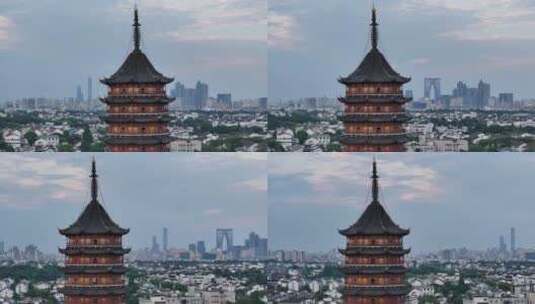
[0,0,267,102]
[0,153,267,253]
[268,153,535,253]
[269,0,535,101]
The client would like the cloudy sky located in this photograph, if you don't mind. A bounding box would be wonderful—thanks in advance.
[0,153,267,254]
[269,0,535,101]
[268,153,535,254]
[0,0,266,102]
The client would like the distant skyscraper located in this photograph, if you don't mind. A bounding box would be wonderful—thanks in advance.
[0,241,4,254]
[216,229,233,252]
[217,93,232,108]
[183,88,197,110]
[87,77,93,102]
[511,227,516,254]
[163,227,168,252]
[76,85,84,102]
[196,241,206,255]
[152,235,160,254]
[258,97,268,111]
[338,8,411,152]
[195,81,209,109]
[477,80,491,109]
[174,81,185,99]
[499,235,507,253]
[499,93,514,109]
[424,78,441,100]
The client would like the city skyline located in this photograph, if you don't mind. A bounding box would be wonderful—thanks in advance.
[268,153,535,253]
[0,0,267,102]
[0,153,267,253]
[269,0,535,101]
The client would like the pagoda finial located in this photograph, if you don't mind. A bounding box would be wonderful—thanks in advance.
[133,6,141,51]
[370,7,379,49]
[90,157,98,202]
[371,158,379,203]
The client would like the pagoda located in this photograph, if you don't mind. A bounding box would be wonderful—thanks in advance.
[59,159,130,304]
[339,161,411,304]
[338,8,411,152]
[101,8,175,152]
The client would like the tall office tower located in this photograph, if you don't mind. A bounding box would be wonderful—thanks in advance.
[338,8,411,152]
[76,85,84,103]
[499,93,514,109]
[100,8,175,152]
[477,80,491,109]
[217,93,232,109]
[174,82,185,99]
[59,160,130,304]
[499,235,507,253]
[196,241,206,255]
[339,160,410,304]
[511,227,516,254]
[195,81,209,109]
[151,236,160,254]
[258,97,268,111]
[424,78,441,100]
[216,229,234,252]
[163,227,168,252]
[87,77,93,102]
[0,241,4,254]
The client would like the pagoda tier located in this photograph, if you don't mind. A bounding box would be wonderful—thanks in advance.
[59,160,130,304]
[338,8,411,152]
[100,8,174,152]
[339,161,410,304]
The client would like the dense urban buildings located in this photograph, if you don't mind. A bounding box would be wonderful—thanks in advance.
[59,160,130,304]
[339,161,410,304]
[338,8,411,152]
[100,8,175,152]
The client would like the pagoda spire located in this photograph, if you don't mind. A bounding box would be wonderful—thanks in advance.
[133,6,141,51]
[90,158,98,202]
[371,158,379,203]
[370,7,379,49]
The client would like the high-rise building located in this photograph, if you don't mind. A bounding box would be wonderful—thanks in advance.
[197,241,206,255]
[339,160,410,304]
[338,8,411,152]
[477,80,491,109]
[0,241,4,254]
[511,227,516,254]
[59,159,130,304]
[216,229,233,252]
[217,93,232,109]
[100,8,175,152]
[424,78,441,100]
[76,85,84,103]
[151,235,160,254]
[195,81,209,109]
[499,235,507,253]
[258,97,268,111]
[87,77,93,102]
[173,82,185,99]
[499,93,514,109]
[163,227,168,252]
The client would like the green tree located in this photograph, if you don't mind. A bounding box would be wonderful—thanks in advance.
[80,127,93,152]
[24,130,38,146]
[295,130,308,145]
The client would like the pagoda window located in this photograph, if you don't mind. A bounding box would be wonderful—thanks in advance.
[93,258,98,264]
[93,239,98,245]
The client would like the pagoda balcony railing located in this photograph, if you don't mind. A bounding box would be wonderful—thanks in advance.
[345,284,408,288]
[65,284,125,288]
[342,263,405,267]
[343,132,407,137]
[64,263,124,267]
[108,93,168,98]
[107,132,170,137]
[107,112,168,116]
[65,243,123,248]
